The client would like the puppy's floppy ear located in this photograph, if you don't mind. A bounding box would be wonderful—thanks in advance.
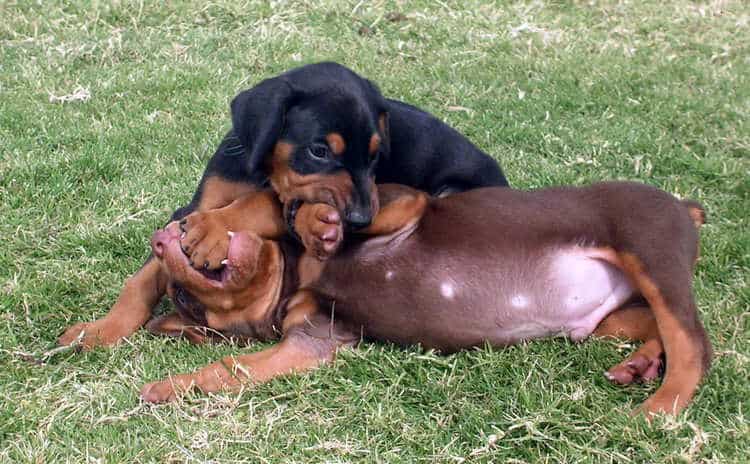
[378,111,390,158]
[362,78,391,159]
[230,77,295,174]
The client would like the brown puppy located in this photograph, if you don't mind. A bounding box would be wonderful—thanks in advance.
[139,182,710,418]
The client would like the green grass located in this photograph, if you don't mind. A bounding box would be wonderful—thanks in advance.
[1,0,748,461]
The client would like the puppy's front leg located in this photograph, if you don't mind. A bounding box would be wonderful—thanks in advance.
[59,258,167,349]
[180,190,285,270]
[292,185,429,260]
[140,290,356,403]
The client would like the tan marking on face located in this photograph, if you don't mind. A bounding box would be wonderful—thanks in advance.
[326,132,346,156]
[198,177,259,211]
[369,133,381,157]
[267,141,353,211]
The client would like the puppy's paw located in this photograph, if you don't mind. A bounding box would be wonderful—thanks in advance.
[58,319,127,349]
[179,211,230,271]
[141,364,239,403]
[295,203,343,259]
[141,380,179,403]
[605,353,663,385]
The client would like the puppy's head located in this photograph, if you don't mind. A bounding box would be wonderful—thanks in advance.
[231,62,389,229]
[150,222,281,314]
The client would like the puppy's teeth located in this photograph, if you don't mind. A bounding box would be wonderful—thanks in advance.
[180,232,186,239]
[603,371,614,380]
[221,259,228,266]
[227,231,235,237]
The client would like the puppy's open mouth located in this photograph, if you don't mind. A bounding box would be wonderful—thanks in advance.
[196,266,227,282]
[181,231,258,288]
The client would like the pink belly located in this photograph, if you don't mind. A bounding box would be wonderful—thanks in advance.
[493,247,635,342]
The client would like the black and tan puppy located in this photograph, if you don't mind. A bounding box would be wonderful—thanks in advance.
[139,182,710,418]
[59,62,507,349]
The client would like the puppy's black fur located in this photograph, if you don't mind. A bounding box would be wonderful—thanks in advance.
[176,62,508,227]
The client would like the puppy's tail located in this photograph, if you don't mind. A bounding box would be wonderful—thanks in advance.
[681,199,706,229]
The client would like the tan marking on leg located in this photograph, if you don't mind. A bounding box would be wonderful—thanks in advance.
[198,176,258,211]
[619,253,705,417]
[378,113,388,136]
[594,305,658,342]
[362,190,428,236]
[294,203,343,260]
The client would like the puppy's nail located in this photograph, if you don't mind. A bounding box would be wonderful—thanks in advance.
[227,231,235,238]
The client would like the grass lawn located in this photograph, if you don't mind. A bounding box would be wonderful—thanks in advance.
[1,0,748,462]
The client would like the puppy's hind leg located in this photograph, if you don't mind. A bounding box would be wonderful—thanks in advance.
[594,305,664,384]
[617,252,711,417]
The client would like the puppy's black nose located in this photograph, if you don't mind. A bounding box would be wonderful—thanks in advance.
[346,210,372,230]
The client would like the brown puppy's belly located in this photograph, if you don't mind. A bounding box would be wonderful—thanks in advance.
[318,244,634,351]
[500,247,634,342]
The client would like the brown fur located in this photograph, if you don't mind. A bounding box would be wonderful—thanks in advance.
[619,253,709,416]
[58,259,167,349]
[65,181,710,420]
[198,177,259,210]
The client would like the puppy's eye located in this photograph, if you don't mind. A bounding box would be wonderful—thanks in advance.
[307,144,331,161]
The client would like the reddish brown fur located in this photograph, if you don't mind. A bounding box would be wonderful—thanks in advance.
[140,282,357,403]
[58,185,284,349]
[58,259,167,349]
[618,253,709,416]
[180,190,285,270]
[198,177,259,210]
